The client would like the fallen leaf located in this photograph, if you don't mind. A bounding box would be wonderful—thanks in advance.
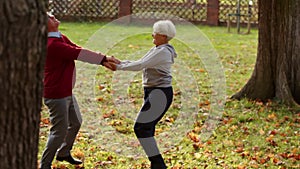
[259,129,265,135]
[195,68,206,73]
[268,113,277,120]
[193,143,205,150]
[187,132,199,142]
[128,44,139,49]
[194,152,201,159]
[41,118,50,125]
[235,147,244,153]
[98,84,105,90]
[237,165,246,169]
[97,97,104,102]
[102,109,115,119]
[268,130,278,135]
[73,149,84,159]
[259,158,267,164]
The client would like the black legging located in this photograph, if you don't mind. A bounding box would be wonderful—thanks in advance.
[134,87,173,138]
[134,87,173,168]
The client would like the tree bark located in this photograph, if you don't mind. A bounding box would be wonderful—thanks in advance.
[232,0,300,106]
[0,1,47,168]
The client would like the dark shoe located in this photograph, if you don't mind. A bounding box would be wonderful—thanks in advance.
[56,155,82,165]
[151,163,167,169]
[149,154,167,169]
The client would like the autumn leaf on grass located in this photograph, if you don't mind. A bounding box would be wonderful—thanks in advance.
[171,164,183,169]
[252,146,260,152]
[96,160,114,166]
[272,157,284,165]
[193,142,205,150]
[266,135,278,146]
[187,132,199,142]
[96,156,114,166]
[107,155,113,161]
[237,165,246,169]
[59,164,67,169]
[98,84,106,90]
[268,129,278,135]
[40,118,50,127]
[41,118,50,124]
[73,149,85,159]
[279,153,288,159]
[52,164,57,169]
[235,141,244,148]
[229,125,238,132]
[294,154,300,160]
[222,117,233,125]
[198,100,210,107]
[250,163,259,169]
[96,97,104,102]
[195,68,206,73]
[234,147,244,153]
[255,100,264,106]
[164,117,174,123]
[259,129,265,135]
[259,157,269,164]
[103,109,116,119]
[267,113,277,121]
[206,140,212,145]
[240,151,250,158]
[259,158,266,165]
[173,90,181,96]
[286,153,300,161]
[75,165,84,169]
[128,44,140,49]
[193,126,202,133]
[194,152,202,159]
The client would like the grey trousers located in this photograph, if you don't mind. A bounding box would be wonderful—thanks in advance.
[40,95,82,169]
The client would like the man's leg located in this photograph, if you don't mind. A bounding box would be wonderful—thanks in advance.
[56,95,82,157]
[40,97,70,169]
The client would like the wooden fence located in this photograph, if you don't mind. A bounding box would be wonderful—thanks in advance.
[49,0,258,25]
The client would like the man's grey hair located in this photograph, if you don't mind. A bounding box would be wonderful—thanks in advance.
[153,20,176,41]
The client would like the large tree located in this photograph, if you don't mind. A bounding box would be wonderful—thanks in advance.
[232,0,300,106]
[0,1,47,168]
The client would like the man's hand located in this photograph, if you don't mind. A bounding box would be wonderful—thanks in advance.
[103,61,117,71]
[107,56,121,64]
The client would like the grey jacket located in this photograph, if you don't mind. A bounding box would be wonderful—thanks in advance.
[116,44,177,87]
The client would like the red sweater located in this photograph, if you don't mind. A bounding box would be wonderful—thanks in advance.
[43,34,105,98]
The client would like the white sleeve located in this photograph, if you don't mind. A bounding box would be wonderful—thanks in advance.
[116,48,170,71]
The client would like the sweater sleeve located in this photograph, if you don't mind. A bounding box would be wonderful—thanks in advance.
[49,39,81,61]
[116,48,170,71]
[77,49,106,65]
[49,39,105,65]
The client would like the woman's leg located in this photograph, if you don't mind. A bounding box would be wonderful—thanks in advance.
[134,87,173,169]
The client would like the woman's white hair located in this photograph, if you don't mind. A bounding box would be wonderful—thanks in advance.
[153,20,176,41]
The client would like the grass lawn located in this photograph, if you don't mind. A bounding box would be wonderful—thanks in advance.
[39,21,299,169]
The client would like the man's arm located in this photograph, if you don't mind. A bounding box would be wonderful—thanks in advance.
[77,49,106,65]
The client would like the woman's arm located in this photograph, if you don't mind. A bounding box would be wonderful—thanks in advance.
[117,48,170,71]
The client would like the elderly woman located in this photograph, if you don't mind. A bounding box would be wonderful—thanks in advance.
[115,20,176,169]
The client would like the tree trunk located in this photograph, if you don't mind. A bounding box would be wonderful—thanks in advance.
[0,1,47,169]
[232,0,300,106]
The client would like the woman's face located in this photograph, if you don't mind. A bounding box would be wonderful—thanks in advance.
[152,33,168,46]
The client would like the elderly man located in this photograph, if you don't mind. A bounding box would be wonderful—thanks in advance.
[40,13,119,169]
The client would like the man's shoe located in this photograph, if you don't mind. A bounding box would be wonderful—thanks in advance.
[56,155,82,165]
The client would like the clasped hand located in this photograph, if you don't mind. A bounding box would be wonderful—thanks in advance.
[103,56,120,71]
